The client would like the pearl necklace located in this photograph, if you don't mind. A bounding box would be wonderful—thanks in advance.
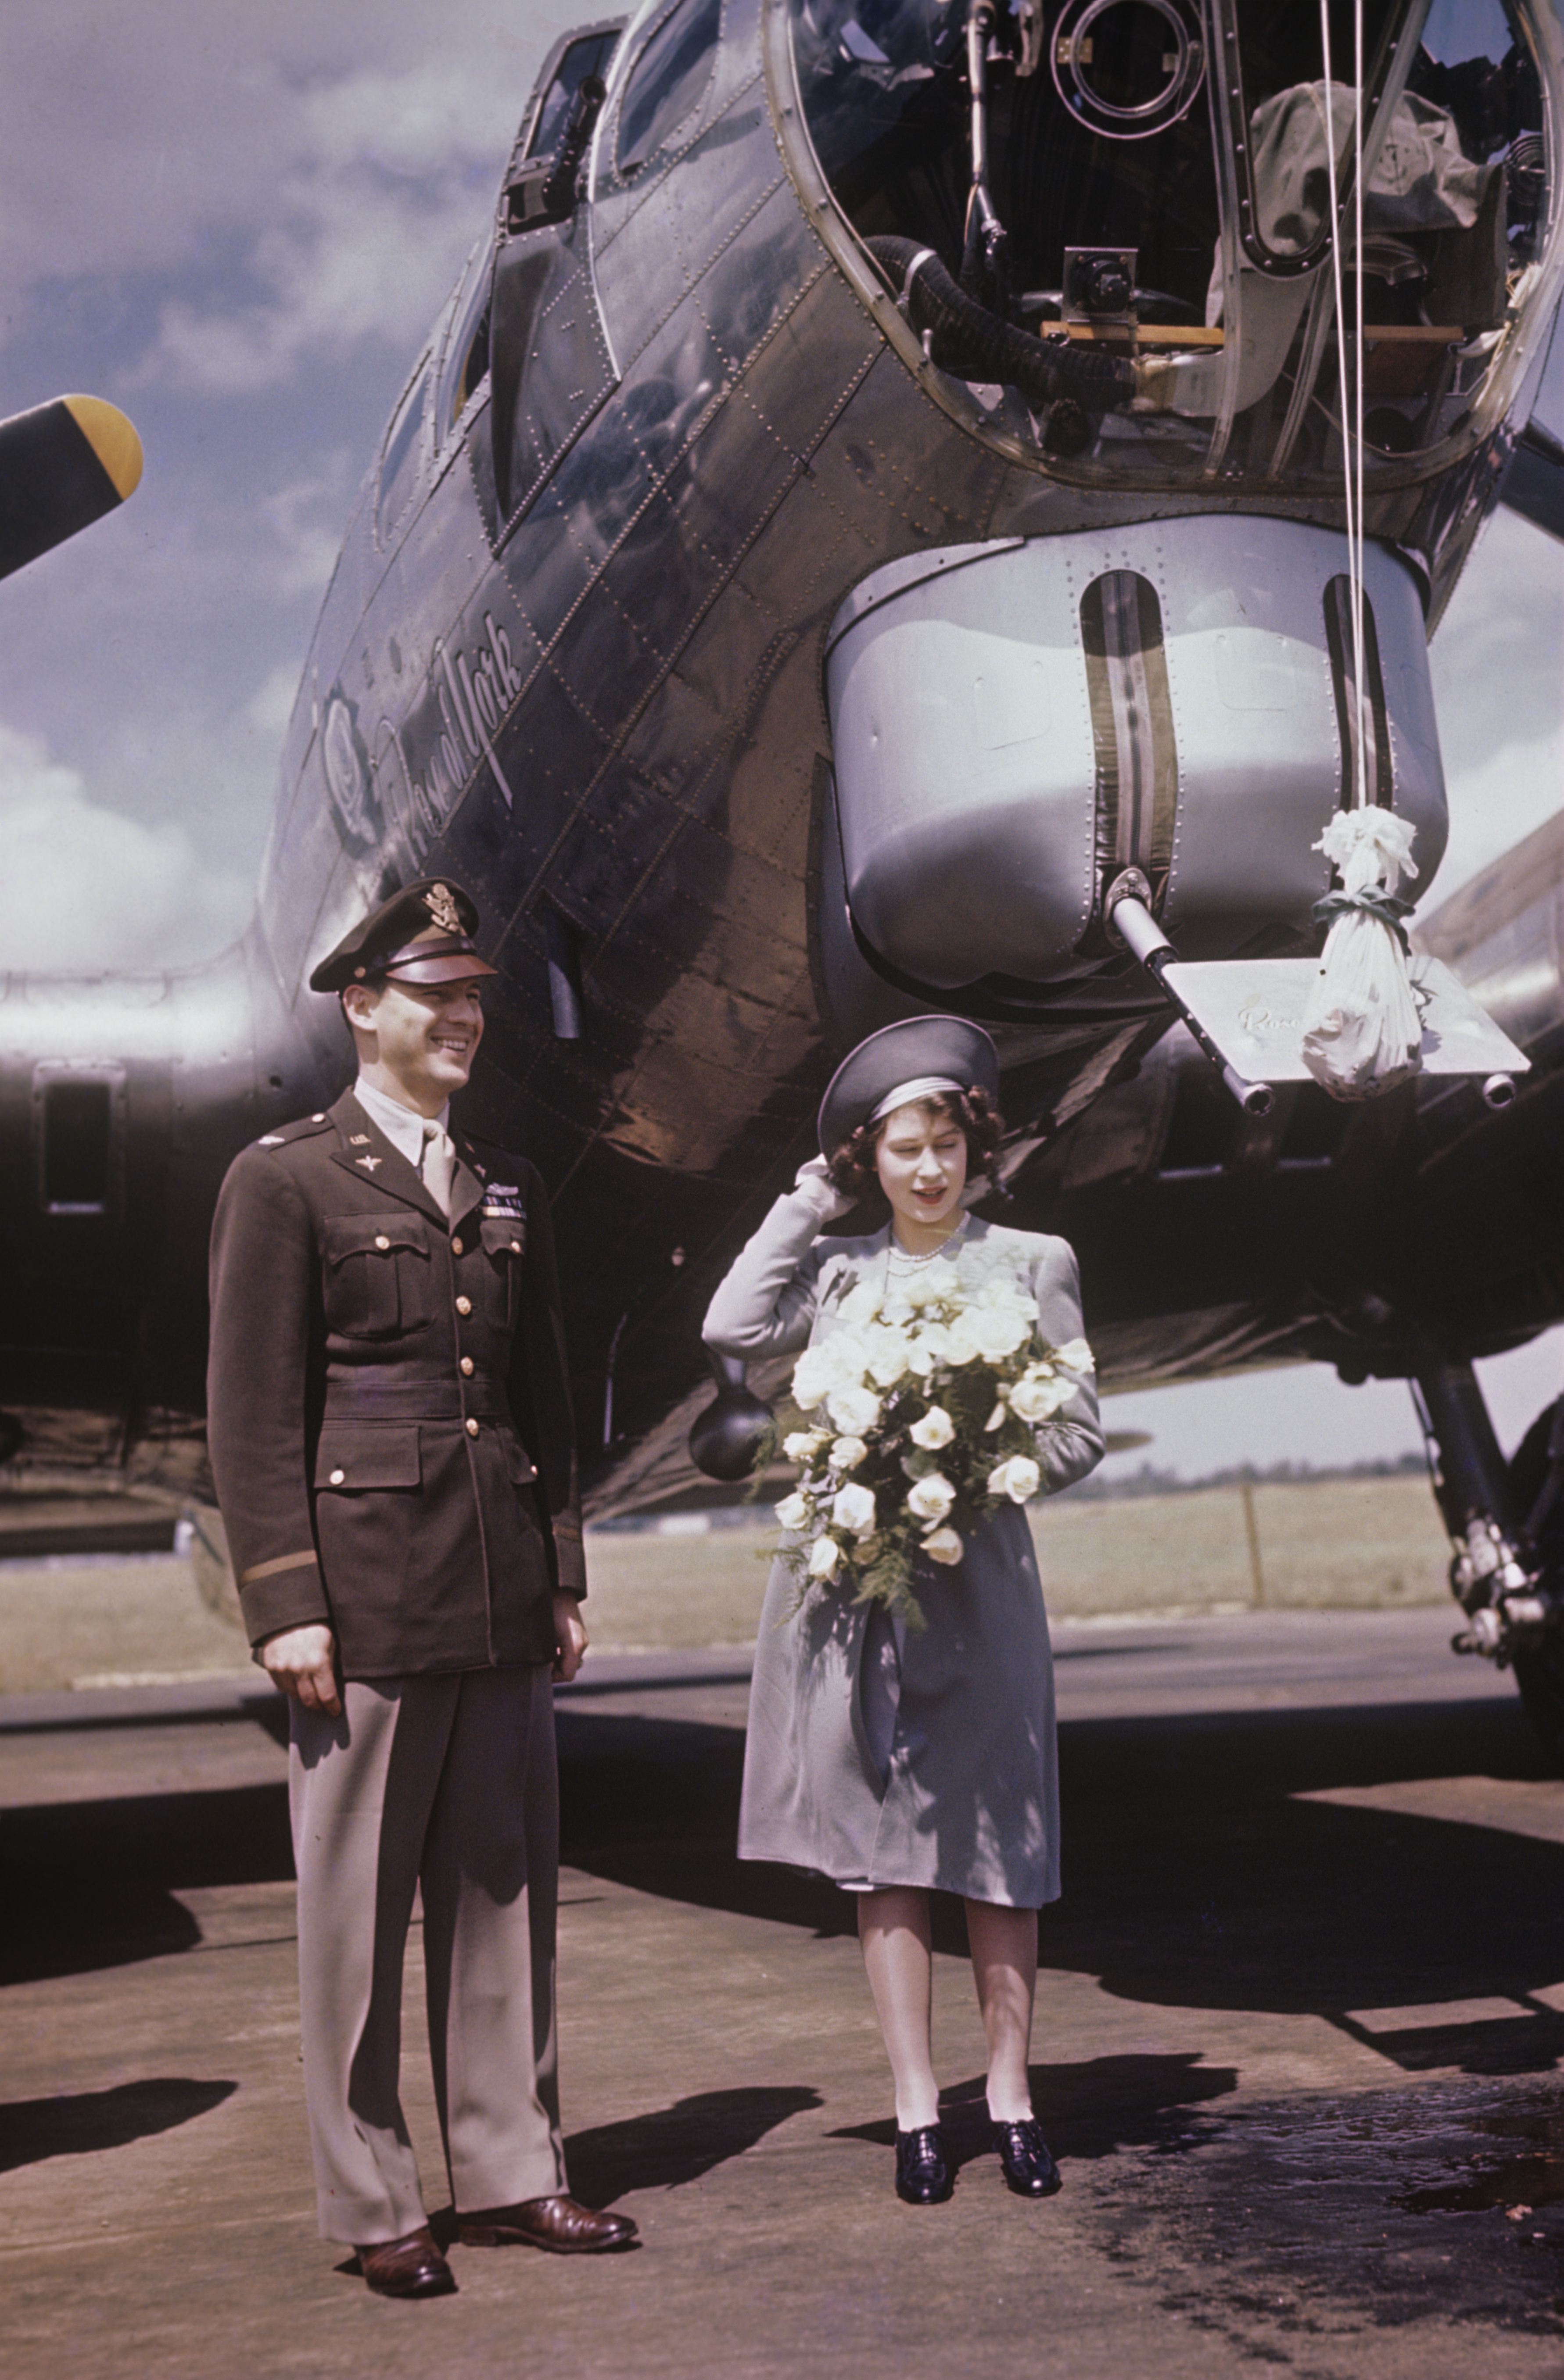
[886,1218,968,1273]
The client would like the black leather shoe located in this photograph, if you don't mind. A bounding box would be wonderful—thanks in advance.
[357,2225,457,2297]
[457,2195,638,2253]
[993,2118,1062,2197]
[894,2124,953,2205]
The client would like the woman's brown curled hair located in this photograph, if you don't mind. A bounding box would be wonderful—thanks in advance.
[826,1086,1008,1209]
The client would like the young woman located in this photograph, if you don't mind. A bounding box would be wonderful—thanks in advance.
[703,1017,1104,2206]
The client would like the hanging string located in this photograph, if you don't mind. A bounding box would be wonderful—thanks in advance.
[1300,0,1423,1099]
[1317,0,1369,805]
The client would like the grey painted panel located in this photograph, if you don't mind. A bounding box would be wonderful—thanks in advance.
[826,542,1100,984]
[827,520,1450,988]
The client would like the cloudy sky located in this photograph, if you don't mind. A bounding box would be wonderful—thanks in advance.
[0,2,1561,1473]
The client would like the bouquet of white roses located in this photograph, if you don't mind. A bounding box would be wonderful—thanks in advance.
[770,1249,1093,1626]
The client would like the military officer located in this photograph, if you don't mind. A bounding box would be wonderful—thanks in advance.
[207,877,635,2296]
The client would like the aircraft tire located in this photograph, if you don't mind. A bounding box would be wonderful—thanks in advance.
[1505,1399,1564,1771]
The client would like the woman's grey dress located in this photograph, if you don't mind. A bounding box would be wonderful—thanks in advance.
[703,1193,1105,1909]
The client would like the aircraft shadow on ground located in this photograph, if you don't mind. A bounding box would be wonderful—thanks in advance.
[0,2077,237,2173]
[6,1692,1563,2084]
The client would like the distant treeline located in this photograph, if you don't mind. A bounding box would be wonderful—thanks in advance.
[1062,1451,1431,1502]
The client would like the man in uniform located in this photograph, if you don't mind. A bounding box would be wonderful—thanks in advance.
[207,877,635,2296]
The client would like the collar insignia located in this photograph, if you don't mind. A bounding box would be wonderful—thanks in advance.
[349,1133,371,1145]
[355,1154,382,1172]
[424,882,462,934]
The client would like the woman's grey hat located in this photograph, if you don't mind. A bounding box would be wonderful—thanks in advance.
[817,1016,1000,1156]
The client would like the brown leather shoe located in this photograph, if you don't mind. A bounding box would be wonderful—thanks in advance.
[356,2225,457,2297]
[457,2194,638,2254]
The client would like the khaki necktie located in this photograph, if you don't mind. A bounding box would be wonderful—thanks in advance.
[417,1122,456,1218]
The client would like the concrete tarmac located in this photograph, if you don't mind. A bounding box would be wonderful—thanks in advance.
[4,1606,1564,2378]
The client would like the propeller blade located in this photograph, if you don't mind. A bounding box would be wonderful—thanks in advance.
[0,394,143,581]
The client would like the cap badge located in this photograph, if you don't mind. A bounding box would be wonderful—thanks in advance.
[424,883,462,935]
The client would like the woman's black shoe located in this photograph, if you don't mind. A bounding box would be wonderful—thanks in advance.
[993,2118,1062,2197]
[895,2124,953,2205]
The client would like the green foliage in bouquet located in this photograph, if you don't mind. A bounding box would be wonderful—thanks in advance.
[768,1249,1093,1626]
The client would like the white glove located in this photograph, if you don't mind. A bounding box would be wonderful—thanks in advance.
[793,1155,856,1223]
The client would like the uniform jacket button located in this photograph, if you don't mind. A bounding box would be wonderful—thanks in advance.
[466,1417,480,1437]
[455,1295,472,1315]
[510,1239,521,1253]
[460,1356,474,1376]
[452,1236,464,1256]
[329,1467,346,1485]
[374,1234,391,1250]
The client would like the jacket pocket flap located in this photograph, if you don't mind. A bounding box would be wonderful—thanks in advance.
[479,1216,527,1258]
[315,1426,422,1489]
[323,1213,428,1266]
[502,1431,537,1485]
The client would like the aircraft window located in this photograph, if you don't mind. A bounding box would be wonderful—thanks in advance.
[1051,0,1206,141]
[39,1080,113,1213]
[778,0,1559,495]
[376,364,431,542]
[528,29,623,158]
[617,0,723,174]
[442,244,493,437]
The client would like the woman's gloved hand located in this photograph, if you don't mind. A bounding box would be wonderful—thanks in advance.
[793,1154,857,1224]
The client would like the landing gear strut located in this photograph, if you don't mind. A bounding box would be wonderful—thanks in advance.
[1412,1342,1564,1764]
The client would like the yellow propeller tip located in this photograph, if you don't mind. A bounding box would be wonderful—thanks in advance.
[62,395,143,501]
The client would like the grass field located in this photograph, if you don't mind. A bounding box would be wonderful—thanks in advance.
[0,1474,1456,1693]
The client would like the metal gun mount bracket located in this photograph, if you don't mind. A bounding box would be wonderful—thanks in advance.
[1105,872,1529,1112]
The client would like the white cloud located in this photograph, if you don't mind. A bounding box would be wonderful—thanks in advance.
[0,7,582,390]
[0,721,253,970]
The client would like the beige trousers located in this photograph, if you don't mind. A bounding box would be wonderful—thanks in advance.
[289,1664,565,2244]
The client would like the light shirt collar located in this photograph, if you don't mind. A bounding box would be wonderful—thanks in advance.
[353,1076,450,1170]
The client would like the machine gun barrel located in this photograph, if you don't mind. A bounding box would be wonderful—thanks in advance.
[540,74,607,218]
[1106,871,1274,1117]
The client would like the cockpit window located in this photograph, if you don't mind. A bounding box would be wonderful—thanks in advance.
[376,363,431,543]
[528,28,625,157]
[776,0,1561,494]
[617,0,723,174]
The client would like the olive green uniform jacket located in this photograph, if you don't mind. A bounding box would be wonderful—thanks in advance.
[207,1088,584,1677]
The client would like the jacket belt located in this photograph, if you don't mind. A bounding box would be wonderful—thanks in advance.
[323,1371,510,1421]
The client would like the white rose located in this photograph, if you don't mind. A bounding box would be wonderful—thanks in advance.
[922,1525,964,1566]
[907,1473,955,1524]
[790,1346,835,1411]
[807,1535,843,1579]
[827,1382,881,1435]
[903,1261,959,1310]
[970,1307,1031,1361]
[775,1491,811,1532]
[1009,1372,1070,1423]
[904,1327,946,1378]
[910,1406,954,1450]
[865,1326,911,1388]
[832,1482,877,1539]
[831,1435,868,1471]
[838,1279,882,1326]
[1055,1337,1094,1373]
[942,1313,983,1365]
[783,1429,826,1462]
[987,1455,1041,1504]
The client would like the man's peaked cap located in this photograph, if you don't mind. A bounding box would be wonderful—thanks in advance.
[309,878,499,992]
